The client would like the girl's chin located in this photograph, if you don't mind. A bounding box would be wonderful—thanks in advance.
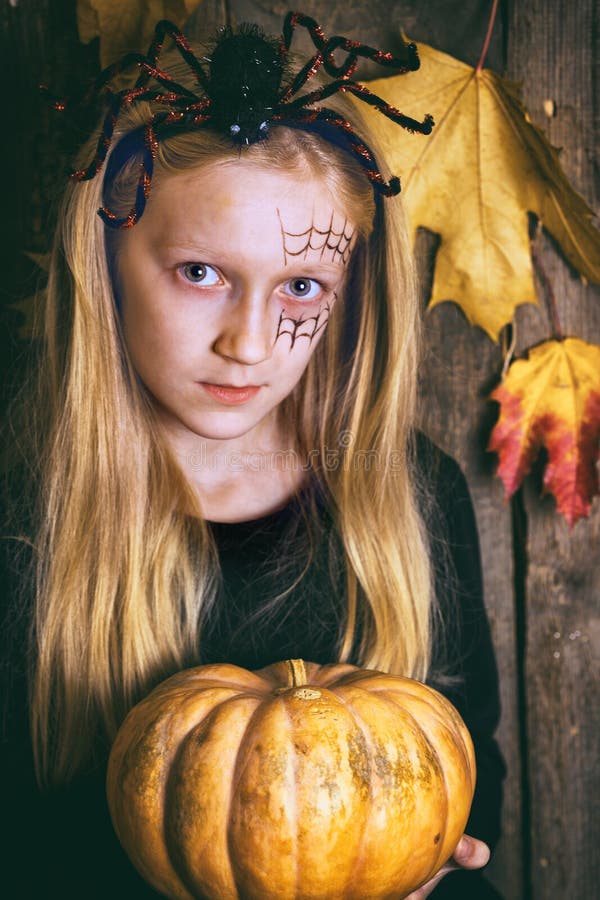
[161,408,278,445]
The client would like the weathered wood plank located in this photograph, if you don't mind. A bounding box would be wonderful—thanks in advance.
[418,301,522,900]
[507,0,600,896]
[0,0,88,408]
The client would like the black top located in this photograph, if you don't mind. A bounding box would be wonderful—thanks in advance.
[0,438,505,898]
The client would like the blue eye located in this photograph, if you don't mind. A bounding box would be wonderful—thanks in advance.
[181,263,220,285]
[284,277,322,300]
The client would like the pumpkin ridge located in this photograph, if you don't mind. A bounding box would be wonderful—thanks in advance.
[109,689,218,899]
[367,683,475,752]
[325,668,385,689]
[391,701,451,882]
[226,694,287,899]
[326,686,380,899]
[328,680,450,896]
[160,689,255,898]
[374,686,476,796]
[110,713,171,856]
[163,717,217,900]
[281,693,300,900]
[370,688,467,739]
[168,693,263,899]
[416,686,475,739]
[372,690,462,878]
[169,663,272,692]
[309,662,361,687]
[280,684,376,898]
[280,685,362,897]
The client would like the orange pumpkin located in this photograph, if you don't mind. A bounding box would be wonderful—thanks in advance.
[107,659,476,900]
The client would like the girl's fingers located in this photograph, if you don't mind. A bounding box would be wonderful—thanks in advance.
[452,835,491,869]
[404,836,491,898]
[404,865,452,898]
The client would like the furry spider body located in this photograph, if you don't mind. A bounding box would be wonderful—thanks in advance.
[208,26,283,144]
[56,12,434,227]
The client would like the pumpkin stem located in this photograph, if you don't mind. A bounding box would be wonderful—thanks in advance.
[286,659,308,686]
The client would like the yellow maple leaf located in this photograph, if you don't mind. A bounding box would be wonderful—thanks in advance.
[488,338,600,526]
[77,0,203,67]
[364,43,600,340]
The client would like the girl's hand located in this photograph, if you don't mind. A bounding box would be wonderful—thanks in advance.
[404,834,491,899]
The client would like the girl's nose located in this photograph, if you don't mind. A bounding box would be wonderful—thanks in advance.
[212,292,274,365]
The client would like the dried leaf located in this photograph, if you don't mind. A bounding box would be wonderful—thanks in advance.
[24,252,51,272]
[77,0,99,45]
[76,0,204,67]
[10,253,51,341]
[10,292,44,342]
[365,43,600,340]
[489,338,600,526]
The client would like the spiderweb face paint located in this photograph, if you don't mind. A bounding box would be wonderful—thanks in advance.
[275,300,333,350]
[277,209,355,266]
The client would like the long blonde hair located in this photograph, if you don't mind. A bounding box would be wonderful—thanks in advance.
[15,62,434,785]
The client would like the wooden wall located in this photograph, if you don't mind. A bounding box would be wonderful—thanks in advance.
[1,2,598,898]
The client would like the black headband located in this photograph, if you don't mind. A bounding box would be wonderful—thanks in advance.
[57,13,433,228]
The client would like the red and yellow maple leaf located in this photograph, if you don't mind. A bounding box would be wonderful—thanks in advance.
[489,338,600,526]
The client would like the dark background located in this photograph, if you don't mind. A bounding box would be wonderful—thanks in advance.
[1,2,598,898]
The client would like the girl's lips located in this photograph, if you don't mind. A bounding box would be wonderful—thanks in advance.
[199,382,262,404]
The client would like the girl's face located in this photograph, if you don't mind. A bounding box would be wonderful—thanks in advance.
[116,160,356,448]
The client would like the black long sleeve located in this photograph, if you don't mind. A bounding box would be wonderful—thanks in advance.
[418,440,506,897]
[1,439,505,898]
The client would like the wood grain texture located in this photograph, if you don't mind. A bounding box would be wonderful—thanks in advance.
[507,0,600,897]
[417,295,522,900]
[0,0,86,409]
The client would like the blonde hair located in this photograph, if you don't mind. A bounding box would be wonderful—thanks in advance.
[16,62,435,785]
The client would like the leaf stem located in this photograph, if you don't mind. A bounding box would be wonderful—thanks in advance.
[501,323,517,380]
[531,226,564,339]
[476,0,500,72]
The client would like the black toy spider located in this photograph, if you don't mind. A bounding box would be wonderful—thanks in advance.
[53,11,434,228]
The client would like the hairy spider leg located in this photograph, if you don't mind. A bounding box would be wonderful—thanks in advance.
[70,82,207,182]
[69,19,211,182]
[282,80,434,135]
[281,11,421,100]
[72,25,203,113]
[273,108,402,196]
[98,123,156,228]
[71,93,123,181]
[98,96,212,229]
[142,19,210,91]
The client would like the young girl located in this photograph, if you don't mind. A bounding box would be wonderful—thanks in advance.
[1,17,504,899]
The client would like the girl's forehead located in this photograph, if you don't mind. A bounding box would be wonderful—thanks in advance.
[148,159,353,230]
[122,158,357,271]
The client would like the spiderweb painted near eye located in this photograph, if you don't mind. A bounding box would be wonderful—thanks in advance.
[275,302,332,349]
[278,211,354,265]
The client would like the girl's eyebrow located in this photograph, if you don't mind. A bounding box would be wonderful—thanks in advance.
[154,241,349,276]
[157,240,217,253]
